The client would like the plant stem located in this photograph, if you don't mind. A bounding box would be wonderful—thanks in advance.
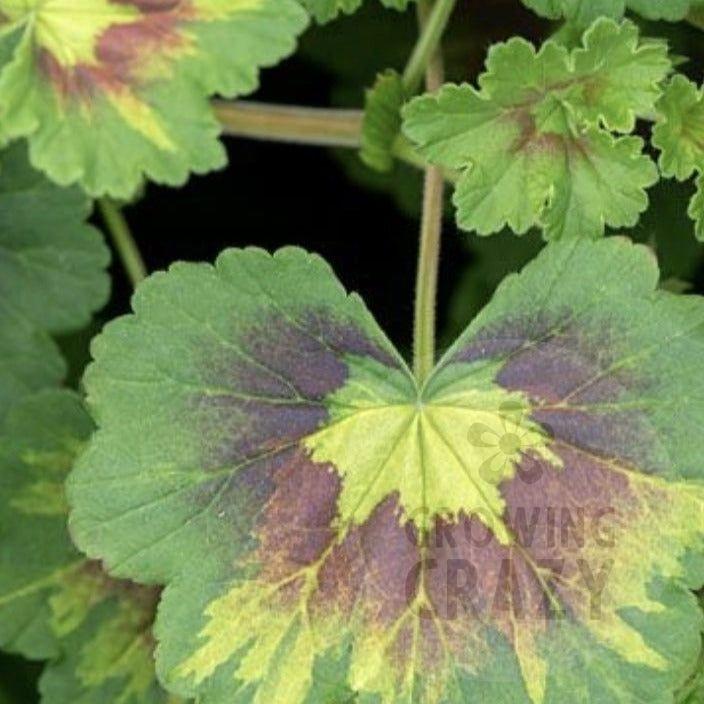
[98,199,147,288]
[412,0,446,385]
[214,101,363,147]
[402,0,456,94]
[414,167,444,383]
[215,100,460,182]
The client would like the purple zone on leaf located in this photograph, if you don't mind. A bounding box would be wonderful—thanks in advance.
[451,313,667,474]
[195,309,401,465]
[37,0,191,103]
[228,442,641,674]
[187,308,403,557]
[180,308,665,679]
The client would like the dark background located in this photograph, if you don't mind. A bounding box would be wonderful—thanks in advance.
[100,0,704,363]
[11,2,704,700]
[102,1,704,361]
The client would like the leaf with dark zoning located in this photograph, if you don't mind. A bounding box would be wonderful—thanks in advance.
[70,240,704,703]
[0,0,308,198]
[402,19,668,239]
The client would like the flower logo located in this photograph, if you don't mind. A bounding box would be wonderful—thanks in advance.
[467,401,547,485]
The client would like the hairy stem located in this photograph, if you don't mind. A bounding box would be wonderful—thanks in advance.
[414,167,444,383]
[98,199,147,288]
[215,100,459,181]
[413,0,446,385]
[402,0,457,93]
[214,101,363,147]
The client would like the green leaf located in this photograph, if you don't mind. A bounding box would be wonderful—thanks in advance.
[688,175,704,241]
[0,0,308,198]
[300,0,412,24]
[402,19,666,239]
[70,240,704,703]
[0,144,110,421]
[38,592,179,704]
[653,75,704,181]
[403,95,654,239]
[360,70,407,173]
[568,20,672,132]
[521,0,695,26]
[651,76,704,240]
[0,391,94,659]
[0,390,176,703]
[478,20,669,134]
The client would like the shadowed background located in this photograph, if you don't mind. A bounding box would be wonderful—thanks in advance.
[94,2,704,363]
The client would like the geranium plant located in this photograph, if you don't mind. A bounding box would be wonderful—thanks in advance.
[2,1,704,703]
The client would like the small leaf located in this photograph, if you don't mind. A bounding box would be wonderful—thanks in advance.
[403,19,666,239]
[403,94,656,239]
[478,21,669,134]
[70,240,704,703]
[0,145,109,420]
[361,70,407,173]
[652,76,704,240]
[301,0,413,24]
[0,0,308,198]
[653,75,704,181]
[569,20,671,132]
[522,0,694,25]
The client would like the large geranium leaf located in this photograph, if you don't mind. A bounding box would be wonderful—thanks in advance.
[521,0,696,26]
[402,19,667,240]
[0,145,110,420]
[0,0,308,198]
[69,240,704,703]
[0,390,177,702]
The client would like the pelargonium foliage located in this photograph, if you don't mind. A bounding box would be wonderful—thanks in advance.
[69,240,704,703]
[0,2,704,703]
[402,20,669,240]
[0,0,308,198]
